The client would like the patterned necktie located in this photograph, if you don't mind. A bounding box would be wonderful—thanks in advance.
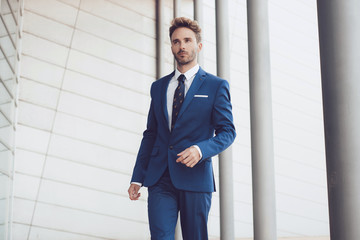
[171,74,185,131]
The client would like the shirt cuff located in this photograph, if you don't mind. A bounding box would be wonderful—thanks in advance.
[131,182,142,187]
[192,145,203,159]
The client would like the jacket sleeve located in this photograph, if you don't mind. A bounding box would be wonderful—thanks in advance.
[130,84,157,184]
[196,80,236,160]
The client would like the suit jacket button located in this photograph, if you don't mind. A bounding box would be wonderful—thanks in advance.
[169,146,173,150]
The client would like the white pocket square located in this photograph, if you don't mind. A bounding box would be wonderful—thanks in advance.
[194,95,208,98]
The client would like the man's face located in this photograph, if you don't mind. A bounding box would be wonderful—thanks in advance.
[171,27,202,66]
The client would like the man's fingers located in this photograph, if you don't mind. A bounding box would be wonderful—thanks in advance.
[177,149,186,156]
[130,191,140,200]
[132,192,141,200]
[176,147,200,167]
[128,184,141,200]
[186,159,196,168]
[176,149,188,162]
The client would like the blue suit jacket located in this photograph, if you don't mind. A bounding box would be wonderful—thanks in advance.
[131,67,236,193]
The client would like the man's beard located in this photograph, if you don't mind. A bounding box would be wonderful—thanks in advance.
[174,49,197,66]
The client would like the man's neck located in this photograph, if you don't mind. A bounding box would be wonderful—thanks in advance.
[177,62,198,73]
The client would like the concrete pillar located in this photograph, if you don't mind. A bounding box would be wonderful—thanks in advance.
[173,0,181,70]
[247,0,277,239]
[156,0,165,79]
[173,0,181,17]
[194,0,204,66]
[317,1,360,239]
[215,0,235,239]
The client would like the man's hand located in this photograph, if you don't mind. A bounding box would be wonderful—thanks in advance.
[176,146,201,168]
[128,184,141,200]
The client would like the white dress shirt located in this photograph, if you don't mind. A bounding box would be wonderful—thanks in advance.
[167,64,199,130]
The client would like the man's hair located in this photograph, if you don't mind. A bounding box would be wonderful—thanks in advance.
[169,17,202,43]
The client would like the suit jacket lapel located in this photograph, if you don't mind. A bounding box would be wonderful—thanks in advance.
[177,68,206,120]
[161,71,174,131]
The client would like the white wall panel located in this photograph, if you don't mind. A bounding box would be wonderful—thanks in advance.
[52,113,141,153]
[276,175,327,205]
[23,11,74,46]
[12,198,35,224]
[233,143,252,164]
[32,203,150,239]
[232,83,250,102]
[18,101,55,131]
[208,211,220,237]
[203,40,217,63]
[108,0,155,19]
[21,33,69,67]
[21,56,64,88]
[38,179,148,222]
[16,125,50,153]
[233,105,251,128]
[276,157,326,185]
[230,54,249,74]
[231,71,249,89]
[234,201,253,223]
[234,221,254,237]
[271,54,320,87]
[76,11,156,57]
[28,227,101,240]
[19,79,60,109]
[72,30,156,76]
[277,194,328,222]
[47,134,136,174]
[13,174,40,200]
[273,123,324,152]
[272,85,323,118]
[57,91,146,134]
[62,70,151,103]
[233,182,252,203]
[233,162,252,184]
[66,50,153,96]
[80,0,155,38]
[42,156,132,195]
[12,224,30,240]
[0,126,15,151]
[277,212,329,236]
[273,103,324,135]
[274,138,325,169]
[57,0,80,8]
[24,0,78,26]
[15,149,45,177]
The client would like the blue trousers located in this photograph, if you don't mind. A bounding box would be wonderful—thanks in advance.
[147,169,212,240]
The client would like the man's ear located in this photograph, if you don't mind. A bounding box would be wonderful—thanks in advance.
[197,42,203,52]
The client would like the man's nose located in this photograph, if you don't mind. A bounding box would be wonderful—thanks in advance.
[180,41,185,49]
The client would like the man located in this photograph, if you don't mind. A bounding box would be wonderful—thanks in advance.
[128,17,236,240]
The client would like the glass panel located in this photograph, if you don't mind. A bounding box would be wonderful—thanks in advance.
[0,113,9,127]
[7,0,19,24]
[0,173,11,240]
[0,14,16,70]
[0,49,15,84]
[0,0,19,239]
[0,125,14,153]
[0,150,12,175]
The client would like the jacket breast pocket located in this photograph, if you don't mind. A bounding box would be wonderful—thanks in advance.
[191,96,211,113]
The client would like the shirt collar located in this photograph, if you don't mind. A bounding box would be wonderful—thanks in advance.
[174,64,199,81]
